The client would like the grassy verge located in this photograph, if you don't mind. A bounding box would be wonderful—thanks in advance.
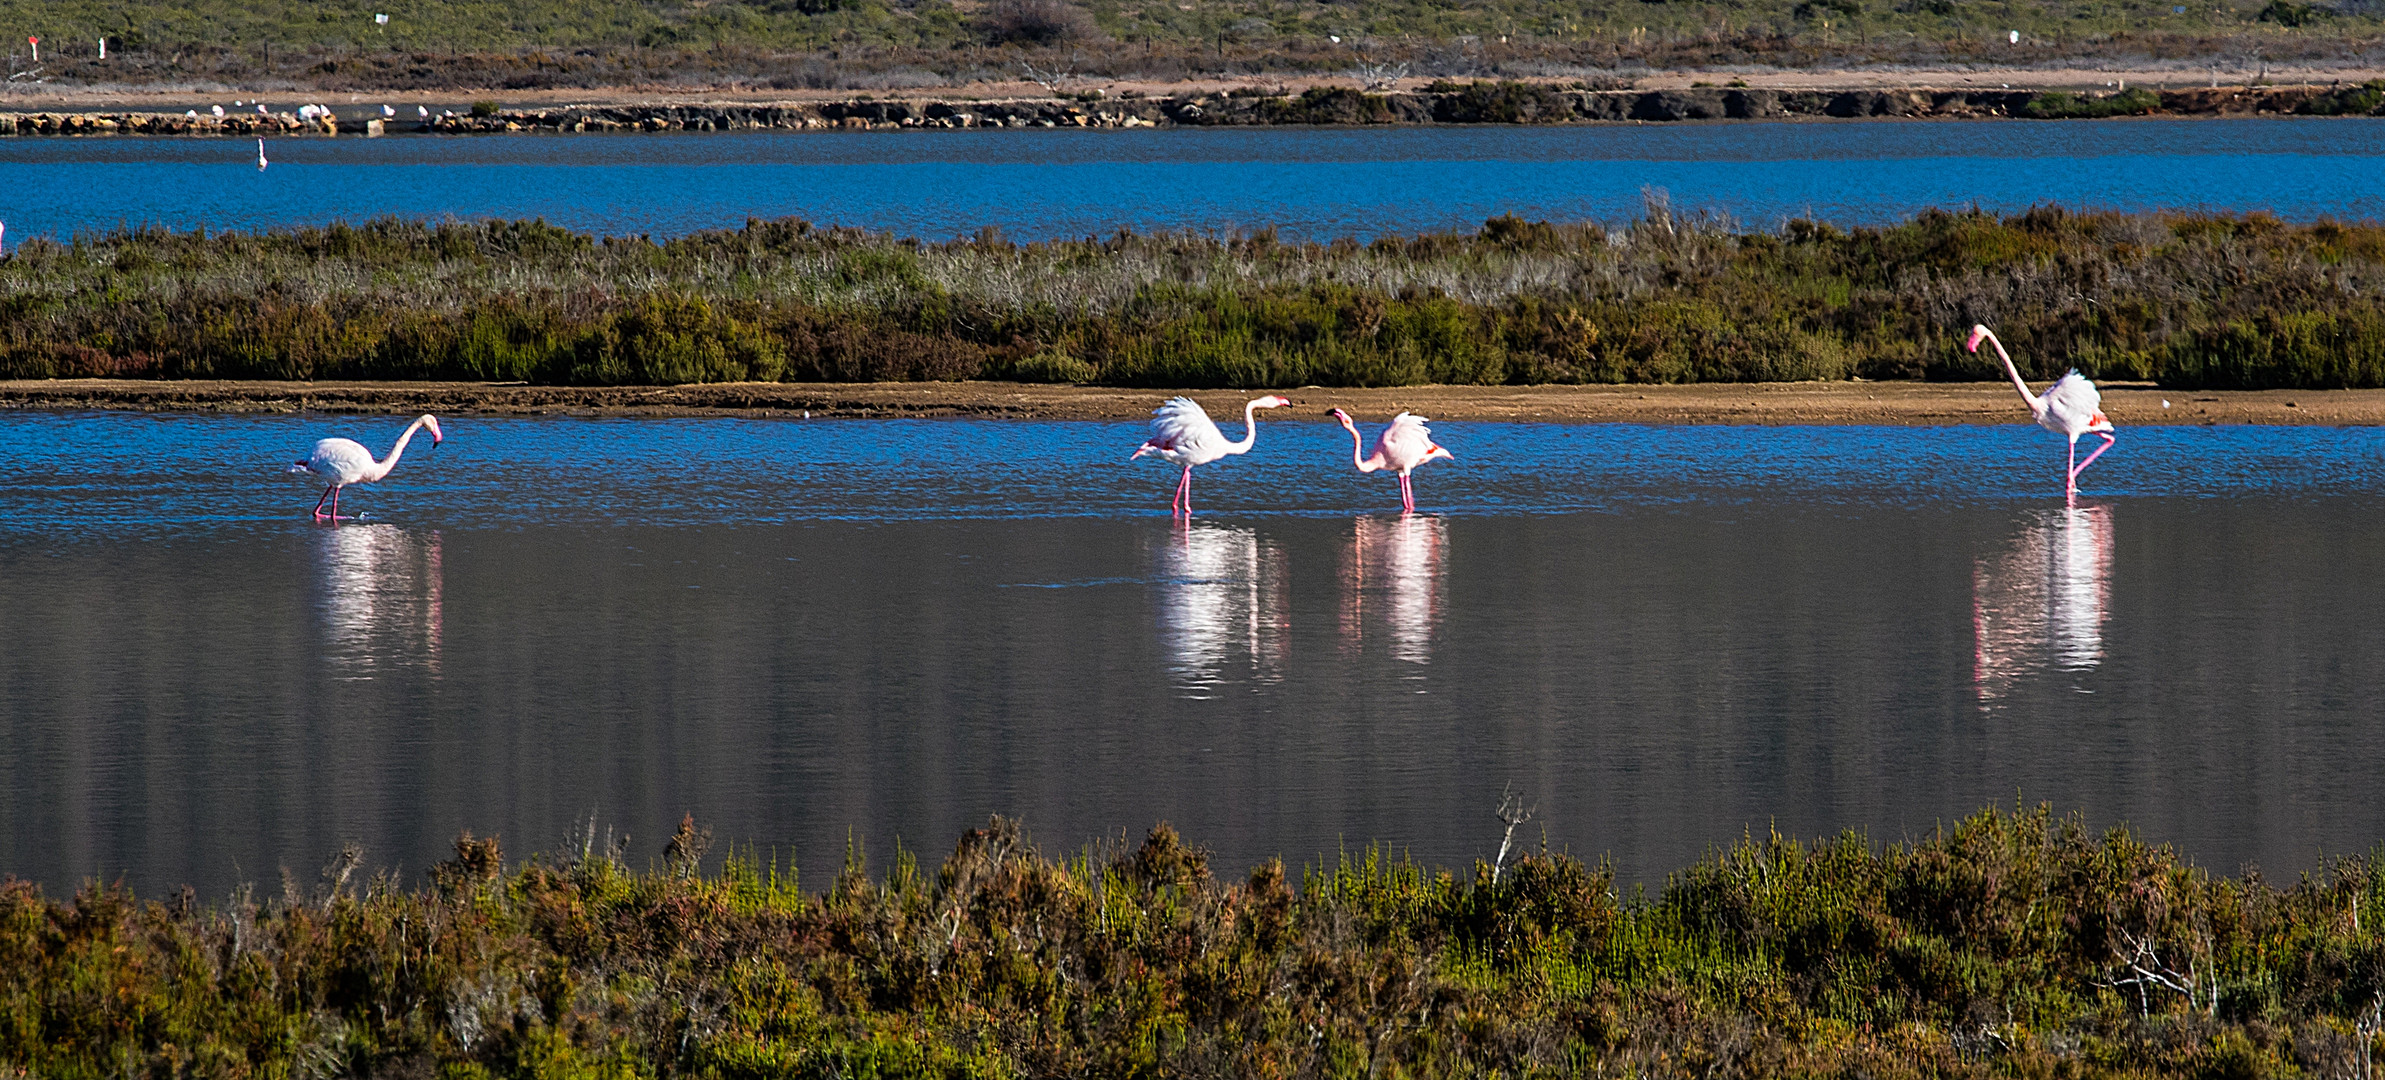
[8,205,2385,390]
[2,0,2383,92]
[3,806,2381,1078]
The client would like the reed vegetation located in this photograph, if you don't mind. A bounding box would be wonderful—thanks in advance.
[3,806,2382,1078]
[8,204,2385,389]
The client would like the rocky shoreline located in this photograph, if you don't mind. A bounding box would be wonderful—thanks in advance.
[0,82,2370,135]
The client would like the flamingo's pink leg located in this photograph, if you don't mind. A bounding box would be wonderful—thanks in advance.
[2065,440,2079,495]
[313,484,336,519]
[2073,432,2116,482]
[331,486,346,521]
[1178,467,1193,516]
[1400,474,1415,513]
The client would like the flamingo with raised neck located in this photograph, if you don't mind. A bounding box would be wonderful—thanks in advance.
[1130,395,1291,515]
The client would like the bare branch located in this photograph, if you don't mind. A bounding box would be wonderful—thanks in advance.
[1491,783,1535,884]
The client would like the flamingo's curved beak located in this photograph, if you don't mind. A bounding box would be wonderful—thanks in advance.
[1965,325,1990,353]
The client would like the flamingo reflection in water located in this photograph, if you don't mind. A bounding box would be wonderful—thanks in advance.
[314,525,445,677]
[1340,514,1447,666]
[1973,504,2114,702]
[1151,521,1288,696]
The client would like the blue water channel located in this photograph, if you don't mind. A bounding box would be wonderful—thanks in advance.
[2,117,2381,241]
[4,411,2385,895]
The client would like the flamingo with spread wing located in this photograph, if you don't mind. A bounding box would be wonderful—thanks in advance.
[1130,395,1291,515]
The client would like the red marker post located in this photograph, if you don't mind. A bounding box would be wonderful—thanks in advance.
[26,36,37,63]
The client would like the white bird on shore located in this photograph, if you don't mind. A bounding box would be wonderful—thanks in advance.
[382,104,396,116]
[257,103,269,115]
[1968,324,2115,498]
[289,414,445,521]
[1131,395,1291,515]
[1331,409,1452,513]
[212,104,225,117]
[417,105,430,118]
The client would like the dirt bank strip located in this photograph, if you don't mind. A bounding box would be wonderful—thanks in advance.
[4,379,2381,426]
[1,83,2369,136]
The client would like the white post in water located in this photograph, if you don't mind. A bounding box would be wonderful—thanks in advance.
[97,37,104,59]
[27,36,36,63]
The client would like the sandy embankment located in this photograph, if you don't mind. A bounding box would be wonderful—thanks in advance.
[3,379,2379,425]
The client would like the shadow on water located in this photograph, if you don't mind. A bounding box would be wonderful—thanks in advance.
[1973,504,2114,703]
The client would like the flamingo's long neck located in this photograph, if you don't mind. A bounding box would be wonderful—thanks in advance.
[1225,400,1264,455]
[1983,330,2046,415]
[1339,419,1383,472]
[367,416,433,481]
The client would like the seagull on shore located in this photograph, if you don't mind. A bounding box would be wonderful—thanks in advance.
[417,105,430,118]
[382,104,395,116]
[211,104,225,117]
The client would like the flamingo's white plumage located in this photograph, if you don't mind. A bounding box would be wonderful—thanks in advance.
[1332,409,1452,513]
[289,414,444,520]
[1130,395,1291,514]
[1968,324,2115,497]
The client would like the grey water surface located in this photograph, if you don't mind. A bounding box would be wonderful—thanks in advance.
[2,117,2382,242]
[3,411,2384,895]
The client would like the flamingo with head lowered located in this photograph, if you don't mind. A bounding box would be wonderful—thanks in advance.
[289,414,444,520]
[1130,395,1291,515]
[1331,409,1452,513]
[1968,324,2114,497]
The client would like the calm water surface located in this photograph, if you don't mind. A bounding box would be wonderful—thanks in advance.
[3,411,2384,895]
[2,118,2381,241]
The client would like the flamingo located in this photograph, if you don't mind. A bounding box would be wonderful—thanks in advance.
[256,138,268,171]
[1331,408,1452,513]
[1968,324,2114,497]
[1130,395,1291,515]
[288,414,444,521]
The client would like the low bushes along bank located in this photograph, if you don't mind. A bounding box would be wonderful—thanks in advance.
[3,806,2382,1077]
[6,204,2385,390]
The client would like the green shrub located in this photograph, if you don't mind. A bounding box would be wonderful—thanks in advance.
[1007,348,1097,383]
[2,807,2384,1078]
[2020,87,2161,118]
[7,208,2385,389]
